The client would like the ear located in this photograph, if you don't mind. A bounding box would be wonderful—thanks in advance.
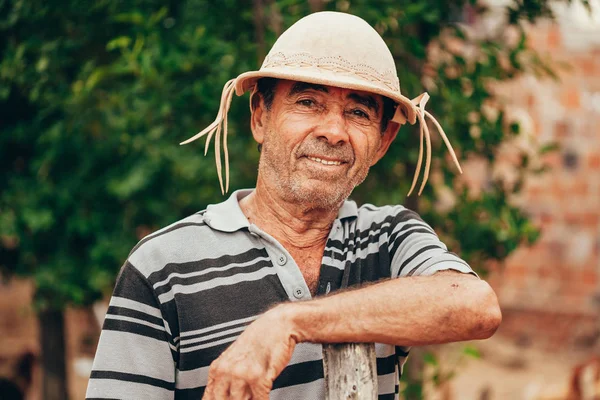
[370,120,400,166]
[250,91,268,145]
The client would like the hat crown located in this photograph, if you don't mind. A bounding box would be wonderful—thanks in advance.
[260,12,400,93]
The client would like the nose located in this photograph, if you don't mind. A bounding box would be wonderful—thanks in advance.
[315,108,349,146]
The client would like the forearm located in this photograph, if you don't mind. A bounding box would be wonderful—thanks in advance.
[277,271,501,347]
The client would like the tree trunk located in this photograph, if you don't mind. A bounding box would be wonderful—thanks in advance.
[308,0,325,12]
[404,162,420,213]
[405,192,419,213]
[322,343,378,400]
[252,0,267,64]
[40,309,68,400]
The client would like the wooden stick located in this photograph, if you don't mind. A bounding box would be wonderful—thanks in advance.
[323,343,378,399]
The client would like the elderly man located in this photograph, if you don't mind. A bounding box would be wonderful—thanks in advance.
[87,11,501,400]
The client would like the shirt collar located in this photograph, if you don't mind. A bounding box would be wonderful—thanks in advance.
[204,189,253,232]
[203,188,358,233]
[338,198,358,220]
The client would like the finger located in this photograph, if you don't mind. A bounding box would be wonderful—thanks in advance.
[201,383,212,400]
[208,375,230,399]
[205,362,230,400]
[249,380,271,400]
[201,375,218,400]
[229,380,251,400]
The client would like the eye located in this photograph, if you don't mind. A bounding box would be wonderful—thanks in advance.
[350,109,370,119]
[297,99,315,107]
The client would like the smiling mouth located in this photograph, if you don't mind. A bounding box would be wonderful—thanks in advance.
[306,156,344,166]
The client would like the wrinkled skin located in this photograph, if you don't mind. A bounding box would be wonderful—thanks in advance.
[252,80,398,211]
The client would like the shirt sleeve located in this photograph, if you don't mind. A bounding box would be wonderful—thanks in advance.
[86,261,176,399]
[388,207,477,278]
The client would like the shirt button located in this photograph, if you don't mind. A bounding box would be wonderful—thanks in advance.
[293,287,304,299]
[277,254,287,265]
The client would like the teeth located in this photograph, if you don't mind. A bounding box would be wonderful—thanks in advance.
[307,156,342,166]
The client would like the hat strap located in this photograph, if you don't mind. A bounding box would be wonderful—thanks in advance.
[180,78,237,194]
[182,80,462,196]
[407,93,463,196]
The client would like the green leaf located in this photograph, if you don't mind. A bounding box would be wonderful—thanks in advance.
[21,208,55,233]
[106,36,132,51]
[113,12,145,25]
[423,352,438,366]
[539,142,560,154]
[462,345,481,359]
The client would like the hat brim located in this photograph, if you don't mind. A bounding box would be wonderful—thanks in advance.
[234,68,417,124]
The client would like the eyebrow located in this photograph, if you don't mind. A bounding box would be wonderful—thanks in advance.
[348,93,379,114]
[288,82,329,97]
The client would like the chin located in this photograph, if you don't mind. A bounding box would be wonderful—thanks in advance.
[285,180,353,210]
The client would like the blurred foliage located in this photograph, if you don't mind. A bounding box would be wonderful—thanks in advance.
[0,0,561,316]
[401,344,481,397]
[0,0,573,398]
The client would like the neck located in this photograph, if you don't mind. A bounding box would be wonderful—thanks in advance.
[239,179,342,249]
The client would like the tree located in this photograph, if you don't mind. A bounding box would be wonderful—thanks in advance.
[0,0,569,398]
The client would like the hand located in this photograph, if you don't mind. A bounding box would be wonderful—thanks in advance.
[202,305,299,400]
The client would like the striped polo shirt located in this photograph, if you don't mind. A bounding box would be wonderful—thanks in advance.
[86,189,475,400]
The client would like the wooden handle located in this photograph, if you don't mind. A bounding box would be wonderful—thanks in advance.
[322,343,378,400]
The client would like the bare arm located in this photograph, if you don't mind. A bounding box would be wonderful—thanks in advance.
[202,271,501,399]
[285,270,501,346]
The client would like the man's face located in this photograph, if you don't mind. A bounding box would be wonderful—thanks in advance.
[251,80,398,210]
